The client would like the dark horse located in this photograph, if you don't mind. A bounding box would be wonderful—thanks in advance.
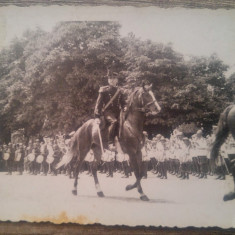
[210,104,235,201]
[69,85,161,201]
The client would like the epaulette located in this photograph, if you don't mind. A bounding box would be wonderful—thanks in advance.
[99,86,110,93]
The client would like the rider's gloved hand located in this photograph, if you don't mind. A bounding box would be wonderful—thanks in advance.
[95,118,101,125]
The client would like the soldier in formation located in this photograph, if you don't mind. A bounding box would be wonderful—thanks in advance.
[1,125,234,182]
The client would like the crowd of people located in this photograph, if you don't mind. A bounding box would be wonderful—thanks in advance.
[0,127,235,181]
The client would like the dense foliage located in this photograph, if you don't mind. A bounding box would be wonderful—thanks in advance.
[0,22,233,142]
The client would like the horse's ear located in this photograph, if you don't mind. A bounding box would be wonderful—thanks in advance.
[142,81,152,91]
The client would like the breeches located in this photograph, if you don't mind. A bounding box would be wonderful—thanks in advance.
[104,112,118,144]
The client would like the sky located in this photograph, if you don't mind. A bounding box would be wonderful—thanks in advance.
[0,5,235,76]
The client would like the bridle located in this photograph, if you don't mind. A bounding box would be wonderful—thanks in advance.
[135,89,161,113]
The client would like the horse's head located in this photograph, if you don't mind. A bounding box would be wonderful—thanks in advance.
[128,84,161,116]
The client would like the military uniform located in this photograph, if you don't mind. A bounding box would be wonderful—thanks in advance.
[31,142,40,175]
[180,138,191,179]
[40,142,49,176]
[84,150,95,176]
[15,144,25,175]
[51,144,63,176]
[159,138,168,179]
[141,134,150,179]
[149,140,158,174]
[195,131,208,179]
[6,144,15,175]
[105,150,115,177]
[94,85,126,146]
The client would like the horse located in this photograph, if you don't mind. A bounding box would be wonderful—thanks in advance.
[210,104,235,201]
[69,84,161,201]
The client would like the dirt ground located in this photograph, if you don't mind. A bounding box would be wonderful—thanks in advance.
[0,171,234,228]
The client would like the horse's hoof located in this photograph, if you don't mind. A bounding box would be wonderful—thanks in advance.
[72,190,77,196]
[140,195,149,201]
[126,185,133,191]
[223,192,235,201]
[97,191,105,197]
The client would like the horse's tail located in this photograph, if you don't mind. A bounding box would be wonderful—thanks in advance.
[210,106,233,160]
[56,151,74,169]
[55,127,82,169]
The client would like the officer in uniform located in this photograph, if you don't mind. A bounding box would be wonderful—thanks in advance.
[15,143,25,175]
[181,137,191,179]
[84,149,95,176]
[149,138,158,174]
[94,71,126,151]
[32,140,41,175]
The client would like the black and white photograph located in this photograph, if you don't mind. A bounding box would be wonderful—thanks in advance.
[0,2,235,231]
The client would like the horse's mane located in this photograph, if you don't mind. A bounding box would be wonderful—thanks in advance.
[125,87,142,115]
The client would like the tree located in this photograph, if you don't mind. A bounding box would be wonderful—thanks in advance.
[0,22,233,142]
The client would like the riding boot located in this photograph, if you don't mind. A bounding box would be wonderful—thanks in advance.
[107,116,118,151]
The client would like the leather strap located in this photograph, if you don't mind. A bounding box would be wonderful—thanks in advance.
[102,88,120,112]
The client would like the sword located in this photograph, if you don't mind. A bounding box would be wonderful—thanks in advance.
[97,123,105,157]
[149,90,161,112]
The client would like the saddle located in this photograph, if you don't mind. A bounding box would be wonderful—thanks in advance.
[99,110,125,138]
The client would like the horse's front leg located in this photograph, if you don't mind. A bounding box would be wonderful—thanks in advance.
[125,151,149,201]
[125,172,149,201]
[136,178,149,201]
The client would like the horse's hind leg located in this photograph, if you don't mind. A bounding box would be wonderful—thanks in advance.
[72,159,82,196]
[92,145,105,197]
[91,161,105,197]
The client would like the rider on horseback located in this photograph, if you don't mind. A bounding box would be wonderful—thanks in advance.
[94,70,126,151]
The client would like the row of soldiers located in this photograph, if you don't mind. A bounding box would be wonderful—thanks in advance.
[0,135,132,178]
[141,127,235,180]
[79,127,235,180]
[0,137,65,176]
[0,128,234,180]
